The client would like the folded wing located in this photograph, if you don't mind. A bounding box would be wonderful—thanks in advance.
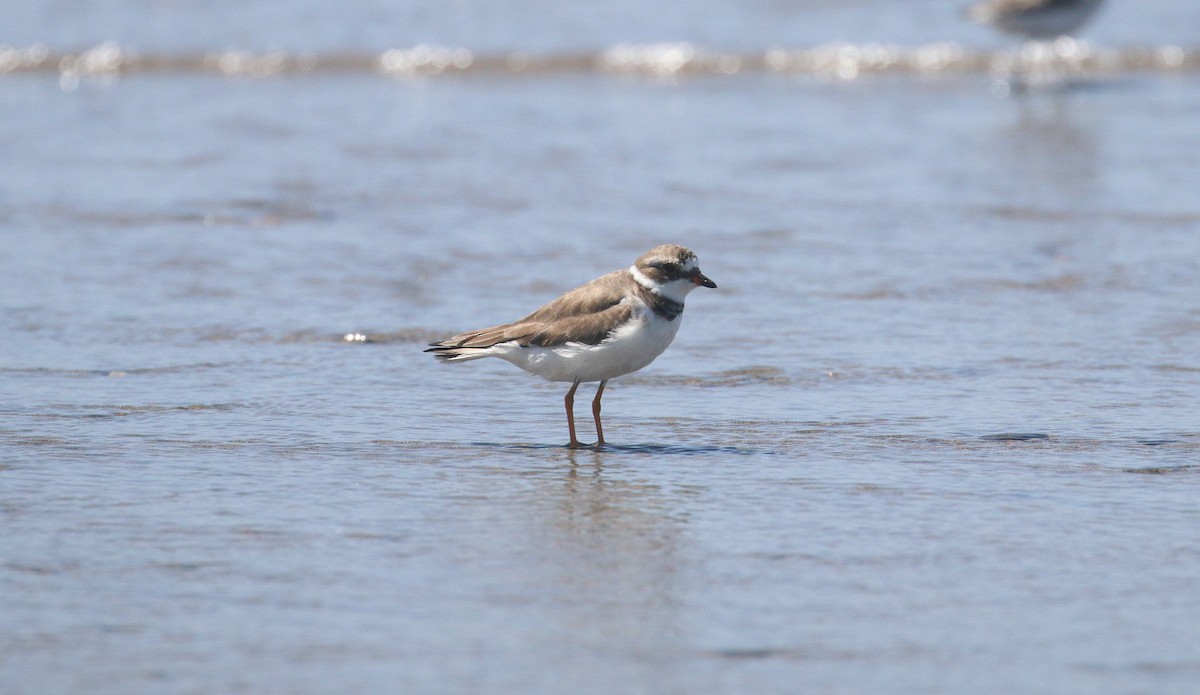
[426,271,634,361]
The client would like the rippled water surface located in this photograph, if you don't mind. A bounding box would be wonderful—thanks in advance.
[3,1,1200,693]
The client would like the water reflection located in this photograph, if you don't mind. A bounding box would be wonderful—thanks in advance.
[986,94,1100,207]
[525,449,688,667]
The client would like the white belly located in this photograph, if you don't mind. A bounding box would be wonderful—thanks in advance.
[494,310,682,383]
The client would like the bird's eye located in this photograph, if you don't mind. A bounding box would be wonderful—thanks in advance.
[659,262,679,274]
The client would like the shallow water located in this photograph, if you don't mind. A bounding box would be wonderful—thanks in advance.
[4,1,1200,693]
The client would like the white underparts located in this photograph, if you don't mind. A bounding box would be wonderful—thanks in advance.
[491,299,683,383]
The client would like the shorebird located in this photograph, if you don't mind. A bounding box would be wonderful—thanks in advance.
[426,244,716,448]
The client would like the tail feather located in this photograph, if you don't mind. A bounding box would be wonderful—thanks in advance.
[424,344,494,362]
[426,322,531,363]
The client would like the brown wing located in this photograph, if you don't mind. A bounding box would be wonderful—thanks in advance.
[431,271,636,349]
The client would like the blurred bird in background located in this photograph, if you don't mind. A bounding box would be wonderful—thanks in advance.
[966,0,1107,93]
[966,0,1107,40]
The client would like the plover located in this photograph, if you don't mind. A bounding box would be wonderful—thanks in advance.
[426,244,716,449]
[966,0,1106,40]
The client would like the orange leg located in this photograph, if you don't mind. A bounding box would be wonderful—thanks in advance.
[592,379,608,447]
[564,379,582,449]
